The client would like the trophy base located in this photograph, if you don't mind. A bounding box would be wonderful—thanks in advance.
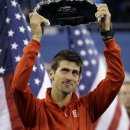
[35,0,97,26]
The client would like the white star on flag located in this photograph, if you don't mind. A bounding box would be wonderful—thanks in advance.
[74,30,80,35]
[77,40,83,46]
[80,50,87,56]
[79,84,85,91]
[91,59,97,65]
[33,65,37,72]
[38,53,40,58]
[85,39,91,45]
[27,26,31,32]
[15,56,21,62]
[15,13,21,20]
[82,29,89,35]
[11,0,17,7]
[0,67,6,74]
[8,29,15,37]
[6,17,10,24]
[11,42,18,50]
[19,26,25,33]
[85,71,92,77]
[83,60,89,67]
[40,64,44,71]
[23,39,29,46]
[22,13,26,20]
[34,78,41,85]
[0,49,2,54]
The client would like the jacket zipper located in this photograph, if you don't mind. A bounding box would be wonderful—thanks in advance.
[64,112,70,130]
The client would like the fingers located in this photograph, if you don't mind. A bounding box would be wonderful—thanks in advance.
[95,4,111,21]
[29,13,33,20]
[29,12,50,25]
[95,4,111,31]
[29,12,50,41]
[36,13,50,25]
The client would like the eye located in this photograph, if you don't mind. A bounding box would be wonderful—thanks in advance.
[72,71,79,76]
[61,68,68,73]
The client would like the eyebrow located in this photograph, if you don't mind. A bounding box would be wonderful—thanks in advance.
[61,67,80,74]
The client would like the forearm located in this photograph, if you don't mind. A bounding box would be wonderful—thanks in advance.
[12,39,41,92]
[11,39,40,126]
[86,39,125,122]
[104,39,125,85]
[95,39,124,117]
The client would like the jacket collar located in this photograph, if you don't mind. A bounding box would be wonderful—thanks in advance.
[45,88,79,110]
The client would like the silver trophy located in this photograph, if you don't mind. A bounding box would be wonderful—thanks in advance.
[34,0,98,26]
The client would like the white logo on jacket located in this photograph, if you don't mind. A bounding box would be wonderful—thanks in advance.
[72,110,79,117]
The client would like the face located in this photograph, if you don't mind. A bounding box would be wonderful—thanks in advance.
[49,60,80,94]
[119,82,130,116]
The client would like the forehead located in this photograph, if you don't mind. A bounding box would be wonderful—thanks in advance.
[58,60,80,71]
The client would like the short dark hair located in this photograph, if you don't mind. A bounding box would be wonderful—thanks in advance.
[51,49,83,75]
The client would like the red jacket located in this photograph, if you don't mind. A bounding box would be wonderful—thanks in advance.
[12,39,124,130]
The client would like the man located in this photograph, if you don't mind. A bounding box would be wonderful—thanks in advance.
[12,4,125,130]
[119,73,130,119]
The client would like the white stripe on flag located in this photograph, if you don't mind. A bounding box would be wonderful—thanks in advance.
[90,55,106,91]
[95,97,118,130]
[37,70,51,99]
[117,104,130,130]
[0,77,12,130]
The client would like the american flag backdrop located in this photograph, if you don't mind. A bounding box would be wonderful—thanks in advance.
[0,0,130,130]
[66,25,130,130]
[0,0,51,129]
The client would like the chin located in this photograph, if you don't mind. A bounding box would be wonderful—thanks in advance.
[63,91,71,95]
[62,88,73,94]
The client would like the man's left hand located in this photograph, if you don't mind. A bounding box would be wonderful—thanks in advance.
[95,4,111,31]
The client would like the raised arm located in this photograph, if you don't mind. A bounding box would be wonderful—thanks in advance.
[11,13,49,126]
[80,4,125,122]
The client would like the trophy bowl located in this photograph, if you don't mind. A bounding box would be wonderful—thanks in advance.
[34,0,98,26]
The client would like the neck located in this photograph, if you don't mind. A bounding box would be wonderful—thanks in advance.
[51,87,72,108]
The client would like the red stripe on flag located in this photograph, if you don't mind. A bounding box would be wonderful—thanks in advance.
[129,122,130,130]
[3,73,24,130]
[108,99,121,130]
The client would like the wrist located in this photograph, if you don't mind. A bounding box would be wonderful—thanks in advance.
[100,28,114,41]
[32,35,42,42]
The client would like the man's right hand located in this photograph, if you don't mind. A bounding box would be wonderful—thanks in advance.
[29,12,50,42]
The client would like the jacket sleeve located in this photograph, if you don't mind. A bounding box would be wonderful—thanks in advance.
[80,39,125,122]
[11,39,41,126]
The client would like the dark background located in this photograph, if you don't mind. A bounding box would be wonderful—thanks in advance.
[19,0,130,23]
[19,0,130,74]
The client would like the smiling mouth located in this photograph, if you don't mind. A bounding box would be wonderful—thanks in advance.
[63,82,72,87]
[65,82,72,85]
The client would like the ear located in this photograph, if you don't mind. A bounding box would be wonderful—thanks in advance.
[49,69,55,81]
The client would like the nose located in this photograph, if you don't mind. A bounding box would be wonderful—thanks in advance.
[65,72,74,80]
